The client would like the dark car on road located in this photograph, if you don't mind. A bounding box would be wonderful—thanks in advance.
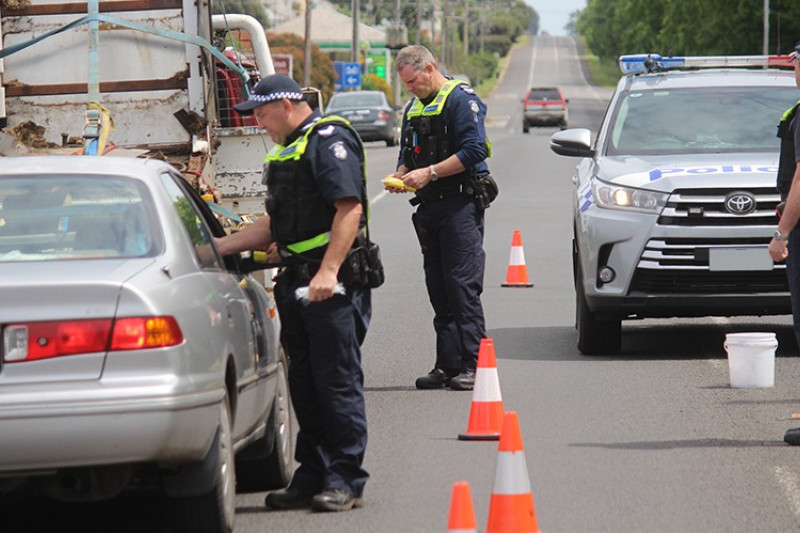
[325,90,400,146]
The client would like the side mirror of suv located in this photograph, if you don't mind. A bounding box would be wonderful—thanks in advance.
[549,128,594,157]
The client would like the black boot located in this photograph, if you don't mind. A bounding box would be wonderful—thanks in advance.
[415,368,458,389]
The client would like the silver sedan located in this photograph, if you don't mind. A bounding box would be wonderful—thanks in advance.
[0,156,292,533]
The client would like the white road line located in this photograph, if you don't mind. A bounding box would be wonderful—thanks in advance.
[527,39,537,87]
[775,466,800,520]
[371,189,389,205]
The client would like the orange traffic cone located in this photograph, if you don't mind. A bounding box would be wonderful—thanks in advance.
[459,338,504,441]
[486,412,540,533]
[502,230,534,287]
[447,481,478,533]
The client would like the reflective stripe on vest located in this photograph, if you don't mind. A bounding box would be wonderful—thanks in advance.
[781,100,800,122]
[406,79,463,118]
[266,115,367,256]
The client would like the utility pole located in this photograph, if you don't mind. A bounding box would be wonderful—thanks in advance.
[462,0,468,57]
[352,0,360,64]
[416,0,421,44]
[304,0,312,86]
[441,0,447,72]
[762,0,769,56]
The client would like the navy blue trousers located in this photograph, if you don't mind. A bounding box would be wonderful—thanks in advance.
[413,194,487,372]
[274,276,370,497]
[787,228,800,351]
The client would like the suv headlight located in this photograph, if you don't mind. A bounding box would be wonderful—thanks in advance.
[593,181,668,214]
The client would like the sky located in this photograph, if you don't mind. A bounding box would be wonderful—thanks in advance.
[526,0,587,36]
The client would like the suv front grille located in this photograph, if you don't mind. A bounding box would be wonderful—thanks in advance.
[658,187,780,226]
[631,269,788,294]
[632,237,787,294]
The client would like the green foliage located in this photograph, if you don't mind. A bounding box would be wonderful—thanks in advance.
[361,73,394,104]
[265,33,338,101]
[461,52,499,87]
[577,0,800,61]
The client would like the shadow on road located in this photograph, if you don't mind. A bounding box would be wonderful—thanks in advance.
[490,321,797,362]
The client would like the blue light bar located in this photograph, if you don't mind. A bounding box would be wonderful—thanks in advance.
[619,54,686,74]
[619,53,795,74]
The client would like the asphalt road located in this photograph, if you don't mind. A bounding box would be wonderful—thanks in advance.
[8,34,800,533]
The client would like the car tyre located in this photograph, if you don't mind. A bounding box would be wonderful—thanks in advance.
[169,395,236,533]
[235,348,294,492]
[575,263,622,355]
[522,122,530,134]
[559,119,568,130]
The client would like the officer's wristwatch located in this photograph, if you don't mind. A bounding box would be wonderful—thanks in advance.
[429,164,439,182]
[774,229,790,241]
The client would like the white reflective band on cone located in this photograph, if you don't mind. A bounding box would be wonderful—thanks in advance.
[493,451,531,494]
[473,368,503,402]
[509,247,527,265]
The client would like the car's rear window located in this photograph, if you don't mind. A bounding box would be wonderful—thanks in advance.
[527,88,562,101]
[328,93,384,109]
[607,85,799,155]
[0,176,156,262]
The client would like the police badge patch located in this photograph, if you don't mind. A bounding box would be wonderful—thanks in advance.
[330,141,348,160]
[469,100,480,114]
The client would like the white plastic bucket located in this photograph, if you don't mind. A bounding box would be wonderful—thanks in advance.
[724,332,777,388]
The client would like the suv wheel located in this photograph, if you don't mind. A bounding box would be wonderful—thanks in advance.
[575,264,621,355]
[522,122,530,134]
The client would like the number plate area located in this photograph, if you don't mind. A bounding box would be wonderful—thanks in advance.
[708,247,773,271]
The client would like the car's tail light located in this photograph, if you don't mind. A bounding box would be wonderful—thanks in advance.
[377,110,390,121]
[110,317,183,350]
[2,317,183,362]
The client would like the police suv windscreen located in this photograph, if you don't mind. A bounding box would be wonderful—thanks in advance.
[606,86,798,156]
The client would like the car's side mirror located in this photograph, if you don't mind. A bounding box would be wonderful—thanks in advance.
[549,128,594,158]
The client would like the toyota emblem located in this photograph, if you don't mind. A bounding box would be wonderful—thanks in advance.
[724,191,756,215]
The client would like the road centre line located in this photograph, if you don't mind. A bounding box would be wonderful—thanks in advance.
[775,466,800,521]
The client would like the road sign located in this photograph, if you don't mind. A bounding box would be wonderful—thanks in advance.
[272,54,293,77]
[334,61,361,91]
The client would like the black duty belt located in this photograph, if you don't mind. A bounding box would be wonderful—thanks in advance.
[409,181,474,206]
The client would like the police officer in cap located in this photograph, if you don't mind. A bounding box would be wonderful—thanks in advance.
[769,42,800,445]
[385,44,492,391]
[215,74,370,510]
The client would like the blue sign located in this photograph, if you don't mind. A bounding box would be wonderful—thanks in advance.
[334,61,361,91]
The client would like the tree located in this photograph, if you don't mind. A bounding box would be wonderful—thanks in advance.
[577,0,800,61]
[266,32,338,102]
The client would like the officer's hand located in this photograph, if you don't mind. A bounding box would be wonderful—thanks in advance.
[401,168,429,191]
[769,238,789,262]
[308,270,339,302]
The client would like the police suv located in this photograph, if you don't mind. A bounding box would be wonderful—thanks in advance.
[550,53,798,355]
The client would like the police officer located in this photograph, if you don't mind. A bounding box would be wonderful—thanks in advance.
[768,43,800,445]
[216,74,370,510]
[386,45,491,391]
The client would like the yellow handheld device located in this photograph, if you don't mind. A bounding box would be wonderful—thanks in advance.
[382,176,416,192]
